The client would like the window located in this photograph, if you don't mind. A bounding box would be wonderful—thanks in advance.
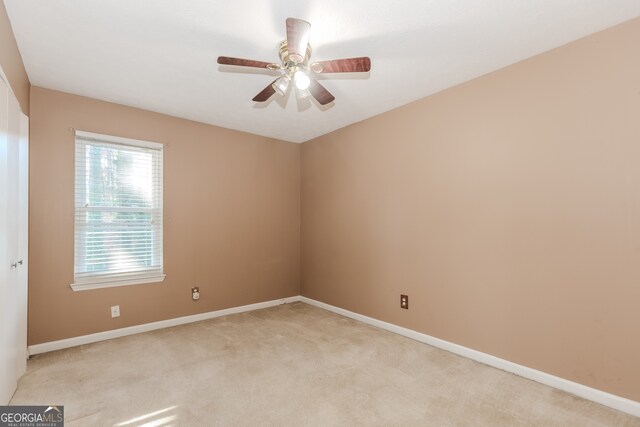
[72,131,164,291]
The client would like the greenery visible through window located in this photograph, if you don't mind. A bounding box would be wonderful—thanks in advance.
[74,132,163,289]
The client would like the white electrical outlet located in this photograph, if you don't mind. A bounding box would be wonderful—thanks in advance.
[111,305,120,318]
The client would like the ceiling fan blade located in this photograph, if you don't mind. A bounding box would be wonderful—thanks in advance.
[286,18,311,63]
[217,56,278,69]
[310,57,371,73]
[308,79,335,105]
[252,80,278,102]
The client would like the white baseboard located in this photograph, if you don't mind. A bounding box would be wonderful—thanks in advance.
[300,296,640,418]
[27,294,639,418]
[28,296,302,356]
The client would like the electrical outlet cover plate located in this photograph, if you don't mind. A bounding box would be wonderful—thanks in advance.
[192,287,200,301]
[400,295,408,309]
[111,305,120,318]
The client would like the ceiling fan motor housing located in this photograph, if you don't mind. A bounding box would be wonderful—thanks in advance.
[279,40,312,71]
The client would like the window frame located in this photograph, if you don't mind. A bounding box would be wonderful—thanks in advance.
[70,130,165,292]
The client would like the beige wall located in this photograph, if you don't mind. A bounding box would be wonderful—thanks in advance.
[29,86,300,345]
[0,1,29,114]
[301,18,640,401]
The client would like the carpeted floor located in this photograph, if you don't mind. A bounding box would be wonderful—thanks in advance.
[11,302,639,426]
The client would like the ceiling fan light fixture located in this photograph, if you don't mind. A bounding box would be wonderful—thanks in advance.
[272,76,290,96]
[294,71,311,90]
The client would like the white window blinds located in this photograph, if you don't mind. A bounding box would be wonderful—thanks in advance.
[73,131,164,290]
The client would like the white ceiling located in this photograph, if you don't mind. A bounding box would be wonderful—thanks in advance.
[5,1,640,143]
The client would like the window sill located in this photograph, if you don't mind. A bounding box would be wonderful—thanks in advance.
[70,274,166,292]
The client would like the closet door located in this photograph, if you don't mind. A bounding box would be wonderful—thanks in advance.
[0,74,16,405]
[0,75,27,404]
[16,112,28,377]
[5,84,20,399]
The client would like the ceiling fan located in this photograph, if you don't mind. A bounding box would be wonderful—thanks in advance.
[217,18,371,106]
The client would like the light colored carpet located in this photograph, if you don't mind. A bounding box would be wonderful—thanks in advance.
[11,302,639,426]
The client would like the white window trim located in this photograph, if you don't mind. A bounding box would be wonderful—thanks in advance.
[75,130,164,150]
[70,273,166,292]
[71,130,165,292]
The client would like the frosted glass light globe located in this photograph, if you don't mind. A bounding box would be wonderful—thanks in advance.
[294,71,311,90]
